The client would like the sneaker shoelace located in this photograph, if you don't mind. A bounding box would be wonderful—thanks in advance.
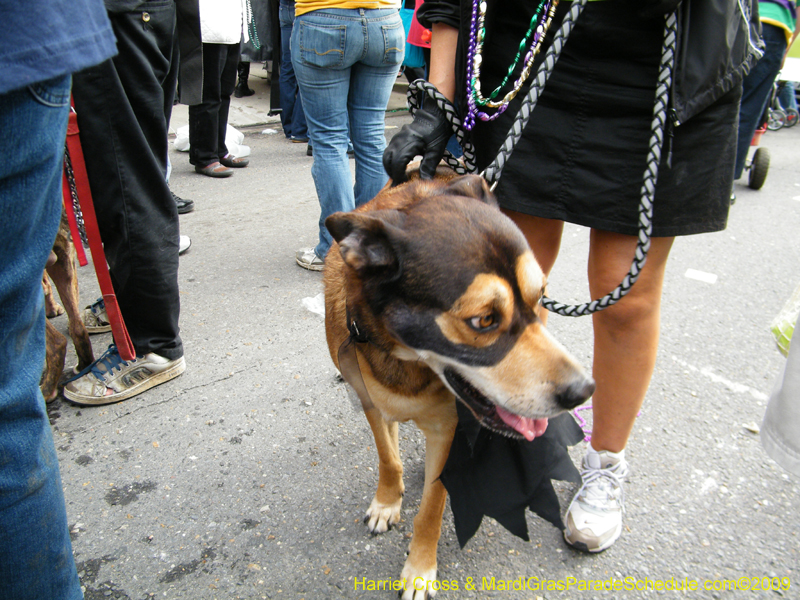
[90,298,105,314]
[574,460,628,514]
[90,345,141,381]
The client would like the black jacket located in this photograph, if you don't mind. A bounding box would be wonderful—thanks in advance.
[672,0,762,124]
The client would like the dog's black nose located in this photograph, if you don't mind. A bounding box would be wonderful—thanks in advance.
[556,378,595,410]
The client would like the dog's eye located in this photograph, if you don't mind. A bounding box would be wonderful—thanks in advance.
[468,313,498,332]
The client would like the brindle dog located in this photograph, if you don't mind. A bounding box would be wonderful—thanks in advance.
[41,213,94,401]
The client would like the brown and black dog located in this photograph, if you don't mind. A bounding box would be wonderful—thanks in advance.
[40,213,94,401]
[324,167,595,599]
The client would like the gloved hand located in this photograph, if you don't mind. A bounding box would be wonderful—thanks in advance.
[383,100,452,184]
[636,0,681,20]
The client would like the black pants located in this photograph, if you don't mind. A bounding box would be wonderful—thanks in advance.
[189,43,240,167]
[72,1,183,360]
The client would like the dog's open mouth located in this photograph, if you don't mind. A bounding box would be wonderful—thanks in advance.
[444,368,548,441]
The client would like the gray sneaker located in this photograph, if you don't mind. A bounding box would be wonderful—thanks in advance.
[83,298,111,334]
[296,247,324,271]
[564,446,629,553]
[64,344,185,406]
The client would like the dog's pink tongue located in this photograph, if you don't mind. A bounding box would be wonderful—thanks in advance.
[495,406,548,441]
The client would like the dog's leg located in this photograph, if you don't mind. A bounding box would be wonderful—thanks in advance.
[400,405,457,600]
[42,268,64,318]
[47,233,94,371]
[363,407,405,533]
[41,319,67,402]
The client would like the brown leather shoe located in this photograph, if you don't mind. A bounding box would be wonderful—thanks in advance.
[195,162,233,177]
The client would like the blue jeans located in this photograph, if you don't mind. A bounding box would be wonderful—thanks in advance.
[279,0,308,139]
[291,7,404,259]
[735,23,786,179]
[778,80,798,112]
[0,75,82,600]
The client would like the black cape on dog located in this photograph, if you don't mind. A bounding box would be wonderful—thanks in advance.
[440,401,584,548]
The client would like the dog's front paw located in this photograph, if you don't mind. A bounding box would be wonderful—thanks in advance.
[364,496,402,534]
[400,565,438,600]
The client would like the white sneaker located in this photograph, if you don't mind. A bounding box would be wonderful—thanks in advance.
[296,247,324,271]
[179,235,191,255]
[564,444,628,552]
[83,297,111,334]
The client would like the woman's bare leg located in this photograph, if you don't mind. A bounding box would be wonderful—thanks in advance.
[503,209,674,451]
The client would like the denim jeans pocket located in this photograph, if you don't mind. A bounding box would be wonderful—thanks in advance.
[297,21,346,68]
[28,74,72,108]
[381,19,405,66]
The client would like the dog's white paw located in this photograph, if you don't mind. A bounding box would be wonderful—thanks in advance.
[364,496,402,534]
[400,565,438,600]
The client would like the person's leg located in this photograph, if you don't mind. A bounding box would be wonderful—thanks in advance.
[778,80,799,112]
[348,9,404,208]
[734,24,786,179]
[279,0,299,138]
[189,43,226,168]
[287,2,309,140]
[586,230,674,452]
[0,75,83,600]
[71,4,182,360]
[292,10,356,261]
[217,43,240,159]
[558,230,674,552]
[503,210,674,552]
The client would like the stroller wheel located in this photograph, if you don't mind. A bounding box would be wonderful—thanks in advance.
[784,108,799,128]
[767,109,786,131]
[748,147,770,190]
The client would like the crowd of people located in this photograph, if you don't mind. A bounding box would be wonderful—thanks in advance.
[2,0,800,598]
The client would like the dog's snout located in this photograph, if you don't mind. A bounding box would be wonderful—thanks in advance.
[555,377,595,410]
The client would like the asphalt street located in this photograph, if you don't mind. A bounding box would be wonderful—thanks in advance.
[46,79,800,600]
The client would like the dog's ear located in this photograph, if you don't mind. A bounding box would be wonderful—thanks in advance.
[326,211,406,276]
[442,174,498,207]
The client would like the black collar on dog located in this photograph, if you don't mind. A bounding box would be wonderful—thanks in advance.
[337,306,374,411]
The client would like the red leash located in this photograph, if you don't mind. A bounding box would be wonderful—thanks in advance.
[63,101,136,361]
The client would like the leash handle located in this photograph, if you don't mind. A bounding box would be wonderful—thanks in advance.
[65,100,136,361]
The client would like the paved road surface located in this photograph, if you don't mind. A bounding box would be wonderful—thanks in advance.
[47,104,800,599]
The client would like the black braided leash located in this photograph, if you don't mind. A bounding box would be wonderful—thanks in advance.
[404,6,678,317]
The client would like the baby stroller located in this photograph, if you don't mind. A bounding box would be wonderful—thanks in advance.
[766,80,800,130]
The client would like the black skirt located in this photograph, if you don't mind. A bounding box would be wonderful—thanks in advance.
[470,0,740,237]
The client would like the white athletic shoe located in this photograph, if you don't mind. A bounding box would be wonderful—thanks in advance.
[179,235,191,255]
[564,444,629,552]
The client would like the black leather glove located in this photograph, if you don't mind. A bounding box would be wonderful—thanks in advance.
[383,100,452,184]
[636,0,681,20]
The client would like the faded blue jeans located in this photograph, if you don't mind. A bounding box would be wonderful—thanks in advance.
[0,75,82,600]
[279,0,308,139]
[291,7,404,260]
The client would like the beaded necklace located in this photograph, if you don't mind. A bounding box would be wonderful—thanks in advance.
[465,0,559,130]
